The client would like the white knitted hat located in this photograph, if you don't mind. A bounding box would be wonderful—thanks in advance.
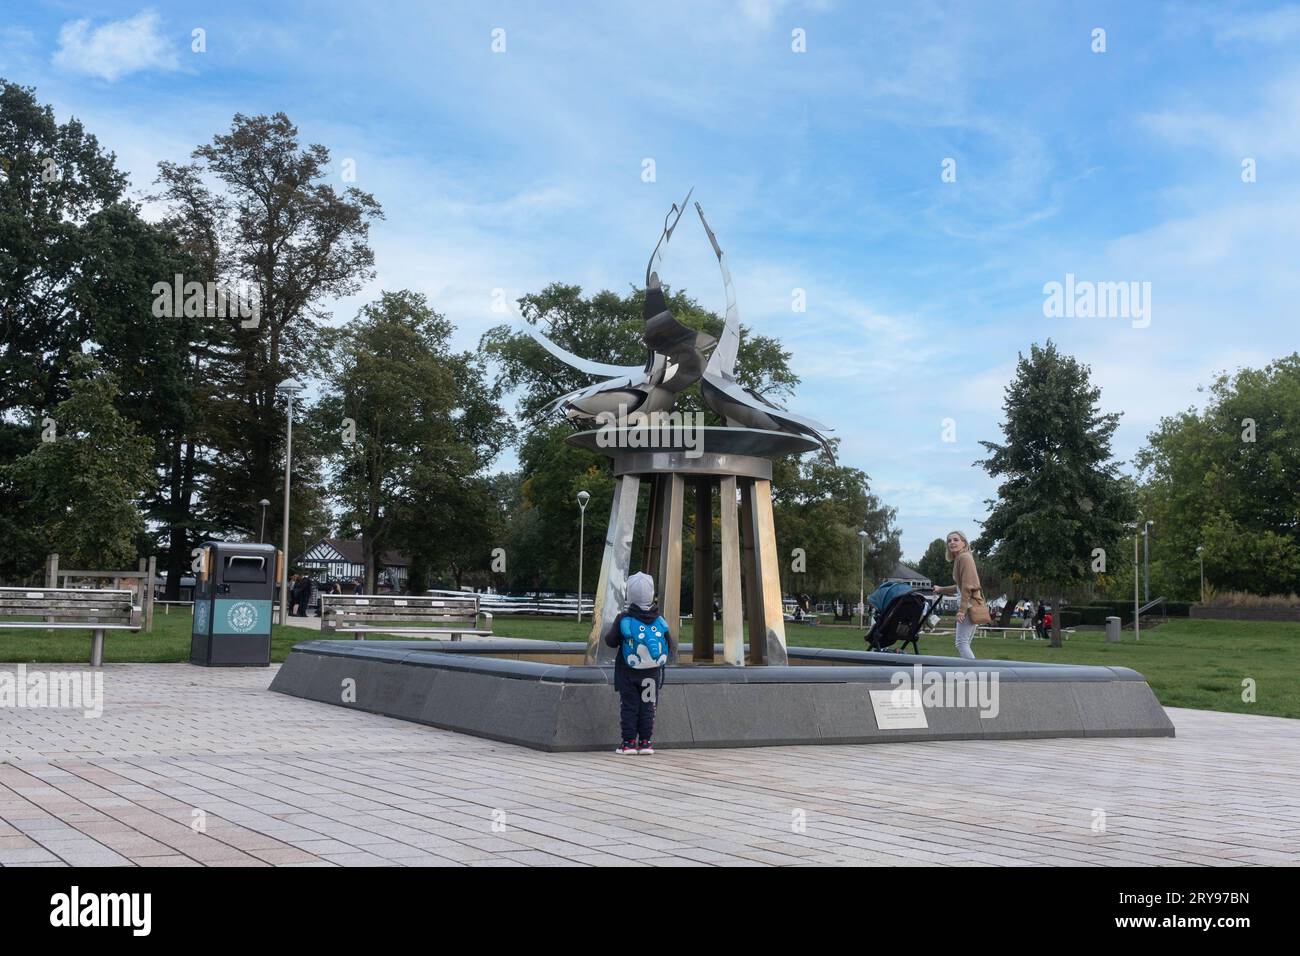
[626,572,655,610]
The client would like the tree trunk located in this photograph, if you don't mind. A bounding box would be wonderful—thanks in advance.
[1050,593,1063,647]
[998,586,1019,628]
[363,536,376,594]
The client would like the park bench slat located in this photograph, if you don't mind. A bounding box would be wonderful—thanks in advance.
[0,587,140,665]
[0,603,137,615]
[327,601,478,611]
[320,593,492,642]
[341,627,493,635]
[0,595,135,600]
[0,622,140,630]
[329,610,478,623]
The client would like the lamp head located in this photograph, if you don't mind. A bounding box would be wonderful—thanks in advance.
[577,490,591,508]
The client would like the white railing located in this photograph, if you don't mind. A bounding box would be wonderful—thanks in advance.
[427,591,593,617]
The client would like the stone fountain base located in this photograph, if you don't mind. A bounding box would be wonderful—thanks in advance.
[269,638,1174,751]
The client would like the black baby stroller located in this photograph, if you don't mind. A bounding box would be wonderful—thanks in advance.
[864,583,942,654]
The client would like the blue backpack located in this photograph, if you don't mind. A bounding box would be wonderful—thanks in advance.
[619,615,669,669]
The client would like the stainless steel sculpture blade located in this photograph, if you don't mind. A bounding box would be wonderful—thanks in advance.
[642,188,716,396]
[531,193,705,422]
[697,202,741,381]
[524,323,643,378]
[645,187,694,292]
[691,202,835,455]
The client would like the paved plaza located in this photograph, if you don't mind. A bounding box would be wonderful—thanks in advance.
[1,663,1297,867]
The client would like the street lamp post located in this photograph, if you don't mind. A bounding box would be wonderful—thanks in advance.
[1143,520,1154,605]
[1133,529,1141,643]
[576,490,590,621]
[258,499,270,543]
[276,380,302,626]
[857,530,869,628]
[1197,545,1205,605]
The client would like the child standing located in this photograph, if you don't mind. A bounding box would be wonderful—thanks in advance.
[603,571,670,755]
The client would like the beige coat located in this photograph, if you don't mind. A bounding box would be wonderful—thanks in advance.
[938,550,983,613]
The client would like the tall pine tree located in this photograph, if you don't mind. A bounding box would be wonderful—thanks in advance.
[976,341,1135,645]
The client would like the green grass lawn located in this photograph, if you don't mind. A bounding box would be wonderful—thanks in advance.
[1,609,1295,719]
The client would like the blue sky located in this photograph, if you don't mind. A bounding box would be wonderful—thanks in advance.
[3,1,1298,560]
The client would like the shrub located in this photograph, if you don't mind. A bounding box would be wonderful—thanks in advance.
[1058,609,1084,628]
[1201,589,1300,608]
[1078,606,1111,626]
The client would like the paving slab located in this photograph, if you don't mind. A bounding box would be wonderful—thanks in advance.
[0,663,1296,867]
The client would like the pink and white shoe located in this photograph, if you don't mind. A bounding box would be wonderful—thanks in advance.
[637,740,655,755]
[615,742,638,755]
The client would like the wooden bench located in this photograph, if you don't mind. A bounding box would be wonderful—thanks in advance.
[0,587,142,666]
[975,624,1074,641]
[320,593,493,641]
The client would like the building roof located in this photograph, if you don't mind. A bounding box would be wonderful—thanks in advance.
[302,538,411,568]
[884,562,931,585]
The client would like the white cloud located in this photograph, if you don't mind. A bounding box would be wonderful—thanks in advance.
[53,9,179,82]
[1215,6,1300,45]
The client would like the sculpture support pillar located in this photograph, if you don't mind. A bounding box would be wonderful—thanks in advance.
[746,478,788,665]
[656,473,684,663]
[574,429,807,670]
[739,480,763,665]
[692,481,714,662]
[586,474,641,664]
[719,475,744,666]
[642,475,664,574]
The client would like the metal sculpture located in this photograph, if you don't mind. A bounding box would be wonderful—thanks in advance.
[693,202,834,453]
[531,189,714,422]
[530,193,832,456]
[534,195,835,667]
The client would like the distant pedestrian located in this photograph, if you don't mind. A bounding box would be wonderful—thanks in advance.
[292,575,312,616]
[930,531,987,660]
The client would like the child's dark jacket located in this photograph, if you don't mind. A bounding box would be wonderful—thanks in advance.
[602,603,671,693]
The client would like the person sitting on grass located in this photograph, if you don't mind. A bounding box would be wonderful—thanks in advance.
[603,571,671,755]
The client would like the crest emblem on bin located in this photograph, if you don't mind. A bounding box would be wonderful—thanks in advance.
[226,601,259,633]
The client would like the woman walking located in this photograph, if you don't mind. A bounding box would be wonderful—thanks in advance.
[931,530,985,660]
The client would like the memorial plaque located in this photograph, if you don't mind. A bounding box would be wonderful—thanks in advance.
[869,689,929,730]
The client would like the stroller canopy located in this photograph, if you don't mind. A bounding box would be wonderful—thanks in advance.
[867,581,916,613]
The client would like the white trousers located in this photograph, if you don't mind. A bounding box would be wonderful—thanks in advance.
[955,617,977,660]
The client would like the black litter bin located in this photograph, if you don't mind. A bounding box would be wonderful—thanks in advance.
[190,541,279,666]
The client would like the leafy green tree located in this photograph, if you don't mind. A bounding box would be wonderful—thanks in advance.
[1136,353,1300,598]
[0,80,130,420]
[151,113,383,547]
[314,291,510,590]
[773,447,902,600]
[504,419,614,593]
[976,341,1135,645]
[0,80,207,584]
[77,201,213,596]
[2,358,154,570]
[915,538,950,588]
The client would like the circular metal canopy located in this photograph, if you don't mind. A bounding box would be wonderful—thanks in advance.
[565,425,818,460]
